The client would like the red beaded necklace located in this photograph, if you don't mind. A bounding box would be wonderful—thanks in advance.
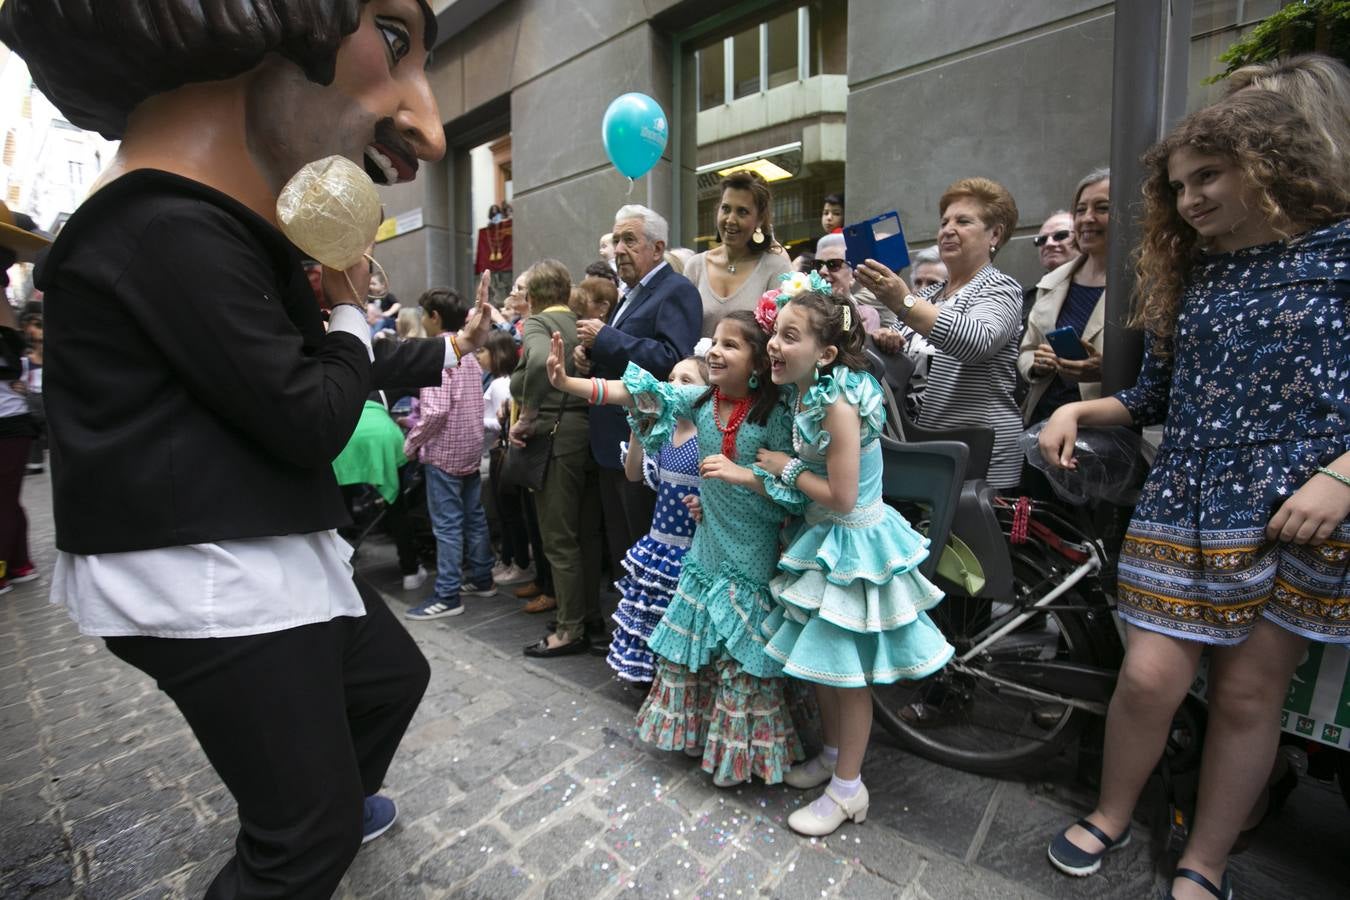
[713,388,752,458]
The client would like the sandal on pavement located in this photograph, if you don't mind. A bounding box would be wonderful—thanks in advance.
[787,784,869,836]
[1047,818,1131,877]
[1163,868,1232,900]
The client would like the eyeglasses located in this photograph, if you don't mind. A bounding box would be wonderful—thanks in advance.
[1033,230,1073,248]
[812,258,849,274]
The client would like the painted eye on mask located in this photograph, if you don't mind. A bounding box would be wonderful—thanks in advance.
[376,17,411,65]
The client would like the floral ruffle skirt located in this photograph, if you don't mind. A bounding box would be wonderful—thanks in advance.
[635,655,807,785]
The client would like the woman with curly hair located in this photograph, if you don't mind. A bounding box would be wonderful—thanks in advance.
[1039,90,1349,900]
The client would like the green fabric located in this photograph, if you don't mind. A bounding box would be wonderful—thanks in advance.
[510,308,590,457]
[332,400,407,503]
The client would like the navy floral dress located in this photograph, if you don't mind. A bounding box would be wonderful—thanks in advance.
[1114,219,1350,645]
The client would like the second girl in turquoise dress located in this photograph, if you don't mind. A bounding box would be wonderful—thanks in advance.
[753,276,953,836]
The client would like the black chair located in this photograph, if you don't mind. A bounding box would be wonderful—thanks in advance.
[879,437,967,580]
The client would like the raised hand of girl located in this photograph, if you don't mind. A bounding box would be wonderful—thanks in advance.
[545,331,569,389]
[1267,465,1350,545]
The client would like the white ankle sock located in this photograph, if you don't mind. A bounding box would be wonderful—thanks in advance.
[829,774,862,798]
[809,774,862,817]
[820,745,839,765]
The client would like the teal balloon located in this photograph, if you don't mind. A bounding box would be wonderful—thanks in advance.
[602,93,668,179]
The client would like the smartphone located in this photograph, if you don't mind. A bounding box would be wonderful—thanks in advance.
[844,211,910,273]
[1045,326,1089,361]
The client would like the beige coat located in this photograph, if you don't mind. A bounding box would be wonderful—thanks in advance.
[1018,256,1105,424]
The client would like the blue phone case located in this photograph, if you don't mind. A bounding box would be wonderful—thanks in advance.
[1046,326,1088,360]
[844,211,910,273]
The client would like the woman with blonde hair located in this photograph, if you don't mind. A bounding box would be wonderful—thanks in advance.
[395,306,425,340]
[1040,90,1349,900]
[1225,53,1350,185]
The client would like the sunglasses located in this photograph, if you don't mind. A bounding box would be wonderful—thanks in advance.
[812,258,849,273]
[1033,230,1073,248]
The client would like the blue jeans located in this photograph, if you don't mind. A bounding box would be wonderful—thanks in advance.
[425,466,494,600]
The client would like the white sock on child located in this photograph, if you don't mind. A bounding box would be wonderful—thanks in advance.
[820,745,839,765]
[811,773,863,817]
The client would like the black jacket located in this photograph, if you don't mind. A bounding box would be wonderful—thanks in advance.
[35,171,442,553]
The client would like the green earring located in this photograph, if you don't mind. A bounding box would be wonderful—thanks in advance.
[812,365,820,383]
[748,373,760,389]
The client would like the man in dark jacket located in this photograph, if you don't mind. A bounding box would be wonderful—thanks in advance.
[575,205,701,635]
[0,2,493,896]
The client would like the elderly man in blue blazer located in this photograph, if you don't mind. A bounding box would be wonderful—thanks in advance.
[575,205,701,632]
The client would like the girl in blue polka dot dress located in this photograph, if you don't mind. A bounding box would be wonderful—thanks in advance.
[607,356,708,682]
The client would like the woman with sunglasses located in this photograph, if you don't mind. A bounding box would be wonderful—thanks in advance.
[685,170,793,337]
[1018,169,1110,426]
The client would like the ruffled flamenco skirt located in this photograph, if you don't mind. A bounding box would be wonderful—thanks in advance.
[606,536,688,683]
[763,501,956,688]
[634,557,811,785]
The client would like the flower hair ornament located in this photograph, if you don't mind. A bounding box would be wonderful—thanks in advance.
[753,270,833,334]
[693,337,713,358]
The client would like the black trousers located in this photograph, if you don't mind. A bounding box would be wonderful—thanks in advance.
[105,577,429,899]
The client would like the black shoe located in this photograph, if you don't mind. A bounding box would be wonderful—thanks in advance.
[523,636,587,658]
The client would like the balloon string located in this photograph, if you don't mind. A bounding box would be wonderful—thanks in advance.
[627,177,635,196]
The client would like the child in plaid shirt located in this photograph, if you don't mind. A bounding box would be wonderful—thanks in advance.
[403,288,498,619]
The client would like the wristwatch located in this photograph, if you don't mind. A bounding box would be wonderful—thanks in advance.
[898,292,917,320]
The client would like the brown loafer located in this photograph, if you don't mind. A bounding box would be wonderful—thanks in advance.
[514,581,542,599]
[523,594,557,614]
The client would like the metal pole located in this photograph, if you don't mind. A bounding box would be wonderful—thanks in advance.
[1102,1,1167,394]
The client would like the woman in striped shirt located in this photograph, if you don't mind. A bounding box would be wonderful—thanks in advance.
[856,178,1025,488]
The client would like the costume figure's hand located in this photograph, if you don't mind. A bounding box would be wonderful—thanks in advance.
[683,494,704,524]
[320,249,373,310]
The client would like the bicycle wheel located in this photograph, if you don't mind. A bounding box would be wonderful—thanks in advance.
[872,557,1102,776]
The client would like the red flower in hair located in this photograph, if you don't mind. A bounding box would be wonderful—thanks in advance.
[754,291,781,334]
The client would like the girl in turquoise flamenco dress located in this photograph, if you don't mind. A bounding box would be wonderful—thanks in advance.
[753,280,954,836]
[542,310,809,786]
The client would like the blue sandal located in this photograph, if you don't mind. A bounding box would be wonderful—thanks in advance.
[1047,817,1131,876]
[1163,867,1233,900]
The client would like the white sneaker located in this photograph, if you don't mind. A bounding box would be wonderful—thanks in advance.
[787,783,869,836]
[491,562,512,581]
[402,566,429,591]
[497,564,534,585]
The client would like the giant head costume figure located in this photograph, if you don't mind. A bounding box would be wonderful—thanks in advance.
[0,0,446,223]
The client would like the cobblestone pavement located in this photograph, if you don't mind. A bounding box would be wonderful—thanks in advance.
[3,471,1347,899]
